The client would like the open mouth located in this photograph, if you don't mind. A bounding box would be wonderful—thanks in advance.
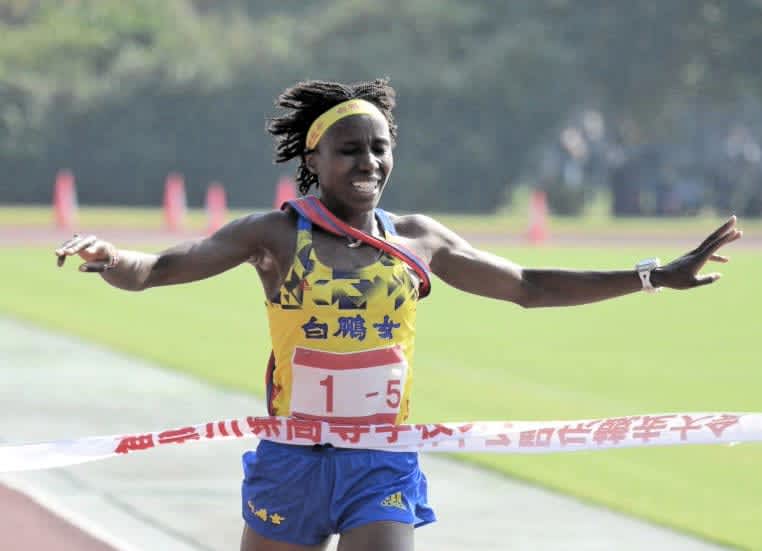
[351,181,379,193]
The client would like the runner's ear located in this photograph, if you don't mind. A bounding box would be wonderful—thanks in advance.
[304,151,318,175]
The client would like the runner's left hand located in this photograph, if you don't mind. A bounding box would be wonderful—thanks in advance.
[654,216,742,289]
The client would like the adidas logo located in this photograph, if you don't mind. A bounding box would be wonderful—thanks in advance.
[380,491,407,511]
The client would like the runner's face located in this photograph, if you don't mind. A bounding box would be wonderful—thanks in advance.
[307,113,393,212]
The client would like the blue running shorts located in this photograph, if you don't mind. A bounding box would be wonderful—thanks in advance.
[241,440,436,546]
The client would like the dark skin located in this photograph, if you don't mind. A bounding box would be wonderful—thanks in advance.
[240,522,412,551]
[55,112,742,551]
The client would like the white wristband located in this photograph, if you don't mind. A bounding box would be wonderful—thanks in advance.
[635,258,661,293]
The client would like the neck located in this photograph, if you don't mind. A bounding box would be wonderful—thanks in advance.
[319,196,377,235]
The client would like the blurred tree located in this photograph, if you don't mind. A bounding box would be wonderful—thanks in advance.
[1,0,762,214]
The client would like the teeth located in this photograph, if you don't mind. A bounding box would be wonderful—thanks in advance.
[352,181,377,192]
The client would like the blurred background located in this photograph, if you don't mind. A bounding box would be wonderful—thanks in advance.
[1,0,761,217]
[1,3,761,550]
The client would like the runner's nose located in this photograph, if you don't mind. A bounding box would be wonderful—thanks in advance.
[356,149,378,172]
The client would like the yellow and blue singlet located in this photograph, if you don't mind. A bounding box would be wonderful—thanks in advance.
[265,210,420,425]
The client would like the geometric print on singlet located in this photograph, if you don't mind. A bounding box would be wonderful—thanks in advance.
[265,209,420,423]
[271,217,417,311]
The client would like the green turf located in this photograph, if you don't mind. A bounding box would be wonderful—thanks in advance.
[0,205,237,229]
[3,198,762,236]
[0,244,760,549]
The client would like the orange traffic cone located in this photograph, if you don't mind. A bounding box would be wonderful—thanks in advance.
[526,189,548,245]
[53,170,78,230]
[205,182,227,235]
[163,173,187,232]
[273,176,297,210]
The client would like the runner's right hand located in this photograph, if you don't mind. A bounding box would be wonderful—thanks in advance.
[55,234,118,272]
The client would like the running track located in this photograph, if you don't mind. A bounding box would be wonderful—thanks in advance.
[0,484,115,551]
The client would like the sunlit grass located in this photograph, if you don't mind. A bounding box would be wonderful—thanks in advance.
[1,244,760,548]
[3,188,761,237]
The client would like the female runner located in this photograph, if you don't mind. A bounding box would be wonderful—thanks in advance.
[55,78,742,551]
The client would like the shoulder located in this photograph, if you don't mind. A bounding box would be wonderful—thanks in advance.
[381,211,473,269]
[384,212,440,239]
[231,208,298,235]
[219,208,298,252]
[384,212,462,247]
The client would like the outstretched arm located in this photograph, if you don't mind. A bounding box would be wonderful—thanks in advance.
[416,215,742,308]
[54,211,292,291]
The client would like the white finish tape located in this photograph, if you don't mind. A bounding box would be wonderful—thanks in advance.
[2,412,760,473]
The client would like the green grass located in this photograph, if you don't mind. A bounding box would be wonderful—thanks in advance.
[3,193,762,237]
[0,205,243,229]
[0,243,760,548]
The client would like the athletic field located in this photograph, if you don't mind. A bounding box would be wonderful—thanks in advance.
[1,205,760,549]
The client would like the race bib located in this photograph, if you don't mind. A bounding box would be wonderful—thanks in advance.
[290,345,408,424]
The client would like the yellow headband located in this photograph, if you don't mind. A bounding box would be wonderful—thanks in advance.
[305,99,385,151]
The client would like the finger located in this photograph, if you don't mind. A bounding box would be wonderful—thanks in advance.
[65,235,98,255]
[703,229,743,257]
[55,234,81,256]
[697,216,737,251]
[698,227,738,257]
[55,234,86,266]
[698,228,741,258]
[79,262,107,273]
[56,235,92,256]
[694,272,721,286]
[709,254,729,263]
[83,244,111,258]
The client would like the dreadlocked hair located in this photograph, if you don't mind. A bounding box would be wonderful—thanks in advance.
[268,78,397,196]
